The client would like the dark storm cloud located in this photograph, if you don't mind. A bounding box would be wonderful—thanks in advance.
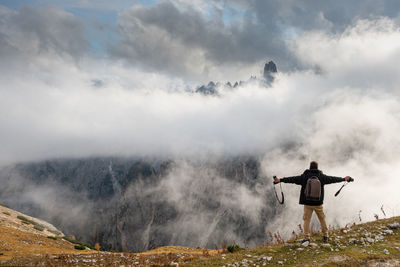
[110,1,293,80]
[247,0,400,32]
[0,5,88,61]
[110,0,400,78]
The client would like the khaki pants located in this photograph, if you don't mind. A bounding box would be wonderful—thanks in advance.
[303,205,328,238]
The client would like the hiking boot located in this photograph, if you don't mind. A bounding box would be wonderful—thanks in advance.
[301,239,310,244]
[322,236,329,242]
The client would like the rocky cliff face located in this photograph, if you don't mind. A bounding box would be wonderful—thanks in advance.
[0,157,280,252]
[263,61,277,84]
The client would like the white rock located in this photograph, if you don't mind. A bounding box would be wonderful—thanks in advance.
[383,229,393,235]
[310,243,318,248]
[266,256,272,261]
[388,222,400,229]
[383,249,390,255]
[301,241,309,247]
[297,248,304,251]
[321,244,331,248]
[366,237,375,243]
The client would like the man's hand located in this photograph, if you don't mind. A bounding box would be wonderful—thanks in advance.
[274,177,280,183]
[344,176,350,182]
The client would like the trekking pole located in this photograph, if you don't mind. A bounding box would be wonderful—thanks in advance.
[273,176,284,204]
[334,177,354,197]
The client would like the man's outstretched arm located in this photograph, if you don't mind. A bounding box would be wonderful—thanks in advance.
[274,175,302,185]
[324,175,351,184]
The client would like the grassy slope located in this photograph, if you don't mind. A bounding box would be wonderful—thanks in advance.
[2,203,400,267]
[0,203,95,263]
[185,217,400,267]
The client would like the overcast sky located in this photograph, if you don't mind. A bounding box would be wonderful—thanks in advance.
[3,0,400,79]
[2,0,400,166]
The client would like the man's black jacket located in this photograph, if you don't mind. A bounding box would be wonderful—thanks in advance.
[280,169,345,206]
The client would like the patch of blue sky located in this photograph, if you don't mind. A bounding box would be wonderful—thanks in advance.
[0,0,37,10]
[0,0,159,56]
[223,6,245,25]
[139,0,159,7]
[202,2,245,26]
[66,7,119,56]
[2,0,159,11]
[276,20,298,41]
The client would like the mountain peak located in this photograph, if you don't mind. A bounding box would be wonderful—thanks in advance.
[263,60,277,83]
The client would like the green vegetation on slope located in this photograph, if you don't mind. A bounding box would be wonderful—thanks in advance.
[185,217,400,267]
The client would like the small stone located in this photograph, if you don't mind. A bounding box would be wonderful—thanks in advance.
[284,243,292,247]
[297,248,304,251]
[266,256,272,261]
[342,230,348,234]
[383,229,393,235]
[310,243,318,248]
[348,238,357,244]
[321,244,331,248]
[278,261,283,265]
[388,222,400,229]
[383,249,390,255]
[366,237,375,243]
[301,241,309,247]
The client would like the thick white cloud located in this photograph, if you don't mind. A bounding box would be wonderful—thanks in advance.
[2,17,400,164]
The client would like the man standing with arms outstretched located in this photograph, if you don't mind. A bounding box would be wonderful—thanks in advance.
[274,161,352,243]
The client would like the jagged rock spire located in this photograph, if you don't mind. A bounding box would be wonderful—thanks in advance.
[263,61,277,83]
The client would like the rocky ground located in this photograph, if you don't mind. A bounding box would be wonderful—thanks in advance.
[186,217,400,267]
[2,203,400,266]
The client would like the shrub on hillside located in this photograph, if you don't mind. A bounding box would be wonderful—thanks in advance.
[227,244,244,253]
[48,229,62,236]
[34,225,44,231]
[17,215,29,222]
[2,212,10,216]
[17,215,44,228]
[63,236,95,250]
[74,245,86,250]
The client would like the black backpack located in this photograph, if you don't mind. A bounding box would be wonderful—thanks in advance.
[304,176,321,201]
